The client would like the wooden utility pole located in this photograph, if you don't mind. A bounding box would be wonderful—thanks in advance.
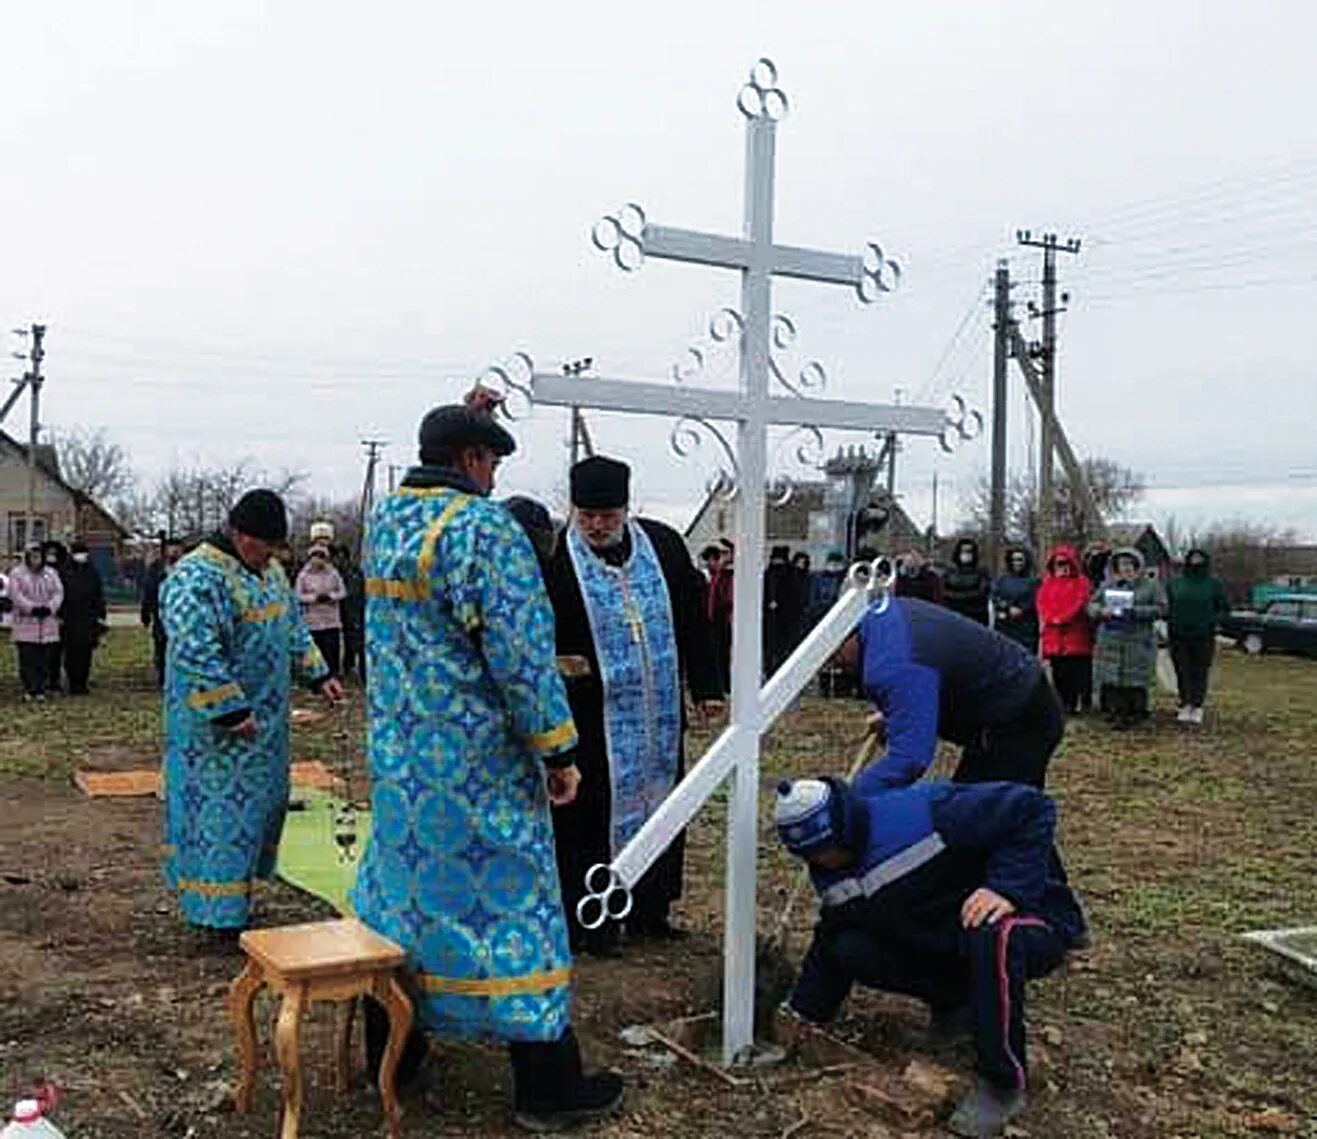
[1008,325,1107,540]
[988,260,1011,572]
[1017,231,1080,553]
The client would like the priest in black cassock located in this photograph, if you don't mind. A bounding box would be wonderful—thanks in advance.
[544,455,723,955]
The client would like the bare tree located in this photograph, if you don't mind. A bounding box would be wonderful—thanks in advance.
[961,457,1146,551]
[134,460,307,538]
[287,495,363,552]
[51,427,136,504]
[1168,516,1300,589]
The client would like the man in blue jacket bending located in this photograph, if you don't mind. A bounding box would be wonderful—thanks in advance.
[775,774,1086,1138]
[849,596,1065,790]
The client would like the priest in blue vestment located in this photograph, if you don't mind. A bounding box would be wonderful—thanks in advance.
[544,455,723,955]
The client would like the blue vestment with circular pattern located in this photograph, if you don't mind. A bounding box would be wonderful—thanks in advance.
[351,485,579,1042]
[161,541,328,929]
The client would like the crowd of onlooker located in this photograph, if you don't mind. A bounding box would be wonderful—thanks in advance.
[0,525,365,700]
[0,539,107,700]
[694,535,1231,729]
[2,519,1230,730]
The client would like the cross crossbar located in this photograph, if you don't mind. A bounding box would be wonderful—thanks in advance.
[644,224,869,289]
[531,373,947,436]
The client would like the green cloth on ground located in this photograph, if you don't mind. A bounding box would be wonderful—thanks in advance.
[275,790,370,916]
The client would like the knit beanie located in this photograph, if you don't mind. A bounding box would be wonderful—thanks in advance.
[775,778,844,856]
[228,489,289,543]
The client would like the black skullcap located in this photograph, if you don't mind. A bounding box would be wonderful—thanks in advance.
[418,405,516,463]
[570,456,630,509]
[228,489,289,543]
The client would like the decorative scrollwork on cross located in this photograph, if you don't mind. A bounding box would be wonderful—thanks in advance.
[672,307,744,383]
[767,424,826,505]
[737,58,789,122]
[591,202,647,272]
[939,394,985,453]
[769,314,828,398]
[671,416,740,501]
[857,243,902,303]
[474,351,535,420]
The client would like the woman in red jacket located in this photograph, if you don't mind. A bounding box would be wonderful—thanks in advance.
[1037,545,1094,714]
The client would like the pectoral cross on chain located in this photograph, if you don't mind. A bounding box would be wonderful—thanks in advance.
[621,582,644,644]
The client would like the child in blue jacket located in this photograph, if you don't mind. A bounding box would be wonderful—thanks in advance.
[776,774,1086,1138]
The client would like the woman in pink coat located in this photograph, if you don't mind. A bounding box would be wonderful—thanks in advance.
[9,544,64,700]
[294,544,347,678]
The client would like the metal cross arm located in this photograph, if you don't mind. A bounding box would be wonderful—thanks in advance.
[575,560,890,931]
[596,214,901,303]
[615,223,902,298]
[531,372,947,438]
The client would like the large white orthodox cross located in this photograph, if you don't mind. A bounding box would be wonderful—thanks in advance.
[482,58,978,1063]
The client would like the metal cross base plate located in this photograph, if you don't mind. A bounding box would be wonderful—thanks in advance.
[645,1010,872,1083]
[1242,926,1317,990]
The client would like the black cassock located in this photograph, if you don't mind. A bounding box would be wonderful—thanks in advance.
[543,518,719,943]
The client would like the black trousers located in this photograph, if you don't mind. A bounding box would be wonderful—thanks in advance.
[342,624,365,680]
[63,627,95,694]
[711,621,732,698]
[1101,685,1149,721]
[152,627,168,688]
[46,641,64,691]
[1048,655,1092,714]
[311,628,342,678]
[954,675,1065,789]
[791,920,1067,1092]
[1171,639,1215,707]
[17,643,49,696]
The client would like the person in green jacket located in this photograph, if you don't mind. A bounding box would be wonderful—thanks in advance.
[1165,548,1229,725]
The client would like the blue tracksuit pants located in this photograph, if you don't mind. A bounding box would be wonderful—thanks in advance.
[791,917,1068,1091]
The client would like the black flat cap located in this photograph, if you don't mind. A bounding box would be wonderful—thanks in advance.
[418,404,516,463]
[570,455,630,509]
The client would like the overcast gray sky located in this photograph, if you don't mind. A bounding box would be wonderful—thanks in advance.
[3,1,1314,540]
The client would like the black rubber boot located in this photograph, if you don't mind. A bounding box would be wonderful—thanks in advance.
[190,925,243,957]
[509,1027,624,1132]
[363,996,431,1092]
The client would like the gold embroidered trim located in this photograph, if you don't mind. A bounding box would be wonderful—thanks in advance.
[176,879,251,898]
[187,681,243,710]
[366,578,429,602]
[416,966,572,997]
[241,602,287,623]
[528,720,578,754]
[416,495,473,583]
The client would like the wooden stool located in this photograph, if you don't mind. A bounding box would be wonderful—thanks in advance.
[228,918,415,1139]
